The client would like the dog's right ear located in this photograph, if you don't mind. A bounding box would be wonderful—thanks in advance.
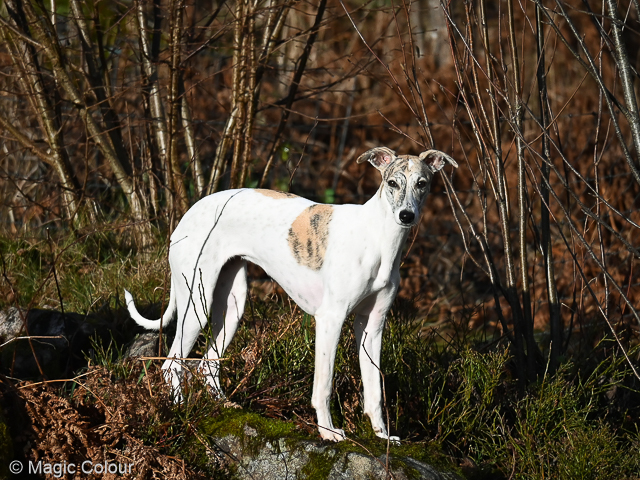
[356,147,396,171]
[419,150,459,172]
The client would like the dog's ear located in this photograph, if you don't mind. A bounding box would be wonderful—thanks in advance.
[356,147,396,171]
[419,150,458,173]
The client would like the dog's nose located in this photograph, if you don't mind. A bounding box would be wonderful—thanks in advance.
[399,210,415,225]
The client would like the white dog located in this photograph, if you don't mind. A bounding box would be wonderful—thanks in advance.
[125,147,457,442]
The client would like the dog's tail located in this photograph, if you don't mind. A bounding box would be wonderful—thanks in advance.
[124,284,177,330]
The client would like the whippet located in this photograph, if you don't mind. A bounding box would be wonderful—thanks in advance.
[125,147,457,442]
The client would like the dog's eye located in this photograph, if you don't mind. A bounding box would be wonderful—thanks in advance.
[416,180,428,189]
[387,180,399,189]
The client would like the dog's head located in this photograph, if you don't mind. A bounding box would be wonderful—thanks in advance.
[356,147,458,227]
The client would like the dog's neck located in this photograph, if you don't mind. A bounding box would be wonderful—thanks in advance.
[361,187,413,272]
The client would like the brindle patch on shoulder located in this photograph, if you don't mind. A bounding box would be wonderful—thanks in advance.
[255,189,299,199]
[288,204,334,270]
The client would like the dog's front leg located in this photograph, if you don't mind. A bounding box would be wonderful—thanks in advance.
[354,312,400,443]
[311,309,347,441]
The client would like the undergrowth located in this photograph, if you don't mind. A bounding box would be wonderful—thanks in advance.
[220,297,640,479]
[1,233,639,479]
[0,229,167,313]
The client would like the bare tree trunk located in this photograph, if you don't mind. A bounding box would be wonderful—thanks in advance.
[477,0,527,381]
[168,0,189,216]
[238,3,258,190]
[422,0,450,68]
[137,0,172,215]
[507,0,539,380]
[606,0,640,162]
[535,4,561,373]
[208,1,248,193]
[229,0,249,190]
[181,84,204,197]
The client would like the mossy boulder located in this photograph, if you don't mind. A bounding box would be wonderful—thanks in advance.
[199,408,462,480]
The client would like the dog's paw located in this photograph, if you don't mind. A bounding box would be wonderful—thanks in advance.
[376,432,401,445]
[319,428,346,442]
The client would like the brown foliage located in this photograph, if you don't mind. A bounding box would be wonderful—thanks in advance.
[0,365,210,479]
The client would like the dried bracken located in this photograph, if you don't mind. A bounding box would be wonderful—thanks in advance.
[2,365,211,480]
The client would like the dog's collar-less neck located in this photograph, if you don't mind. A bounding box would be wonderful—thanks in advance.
[363,191,411,243]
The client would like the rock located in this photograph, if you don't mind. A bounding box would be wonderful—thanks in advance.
[0,307,26,341]
[329,452,414,480]
[211,432,461,480]
[124,332,159,358]
[243,425,258,437]
[241,439,311,479]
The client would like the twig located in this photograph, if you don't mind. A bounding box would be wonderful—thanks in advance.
[0,335,66,349]
[137,356,229,362]
[288,117,318,190]
[17,369,100,389]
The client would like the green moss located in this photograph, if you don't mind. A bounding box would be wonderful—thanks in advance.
[300,449,337,480]
[199,407,309,455]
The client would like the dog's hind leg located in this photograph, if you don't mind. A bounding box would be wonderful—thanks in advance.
[199,257,247,395]
[162,262,222,403]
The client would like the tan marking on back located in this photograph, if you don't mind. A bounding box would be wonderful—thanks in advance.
[288,204,334,270]
[255,189,298,199]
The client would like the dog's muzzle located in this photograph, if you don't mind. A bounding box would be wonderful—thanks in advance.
[399,210,415,225]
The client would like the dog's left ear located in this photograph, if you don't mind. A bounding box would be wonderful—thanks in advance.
[419,150,459,173]
[356,147,396,171]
